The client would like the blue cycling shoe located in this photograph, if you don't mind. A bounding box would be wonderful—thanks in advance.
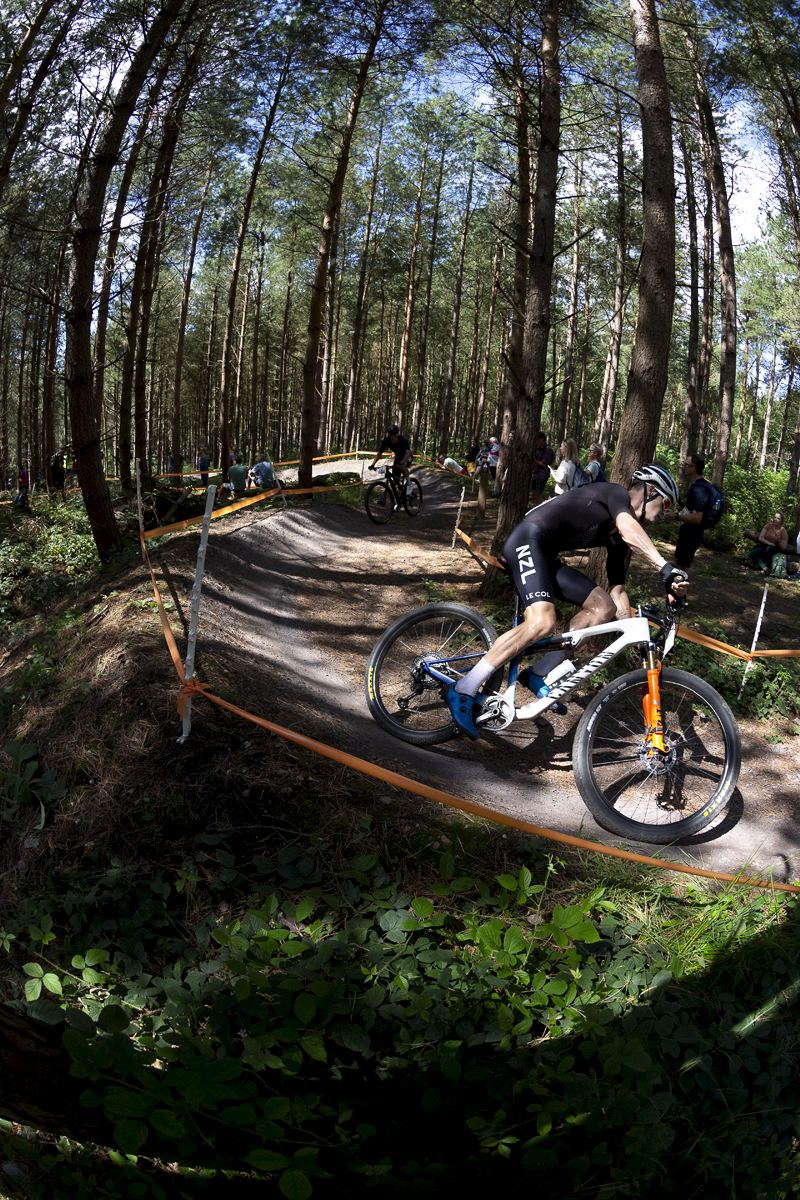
[518,669,568,715]
[445,684,479,740]
[518,668,549,698]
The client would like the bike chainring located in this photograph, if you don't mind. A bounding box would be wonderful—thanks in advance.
[475,693,515,731]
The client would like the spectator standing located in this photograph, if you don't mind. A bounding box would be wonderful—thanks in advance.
[487,437,500,489]
[197,443,210,488]
[586,443,606,482]
[50,447,65,491]
[674,454,712,568]
[465,440,480,475]
[531,432,554,504]
[549,438,582,494]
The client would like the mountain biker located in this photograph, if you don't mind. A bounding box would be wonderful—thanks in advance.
[446,464,689,738]
[369,424,414,496]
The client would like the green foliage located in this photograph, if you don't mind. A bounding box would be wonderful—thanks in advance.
[669,630,800,717]
[2,838,799,1197]
[0,741,67,831]
[0,501,97,629]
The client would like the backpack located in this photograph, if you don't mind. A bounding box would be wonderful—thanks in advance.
[592,463,606,483]
[568,462,593,489]
[770,552,788,580]
[699,482,725,529]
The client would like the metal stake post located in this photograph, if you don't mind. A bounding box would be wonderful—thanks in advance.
[737,578,769,701]
[135,458,145,562]
[451,487,466,548]
[178,485,217,743]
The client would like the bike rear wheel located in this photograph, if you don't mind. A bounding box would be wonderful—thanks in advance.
[573,667,741,843]
[404,477,423,516]
[365,480,394,524]
[365,603,499,746]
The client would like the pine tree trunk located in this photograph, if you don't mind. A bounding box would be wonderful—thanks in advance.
[396,142,428,427]
[679,127,701,461]
[218,58,290,482]
[596,81,626,453]
[64,0,188,559]
[173,157,213,472]
[410,137,446,454]
[438,161,474,457]
[557,155,581,445]
[612,0,675,489]
[489,0,560,567]
[759,327,778,469]
[298,7,386,489]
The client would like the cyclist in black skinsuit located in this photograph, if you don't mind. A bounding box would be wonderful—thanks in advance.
[446,464,690,738]
[369,424,413,495]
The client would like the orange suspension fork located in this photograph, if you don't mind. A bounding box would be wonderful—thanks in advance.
[641,648,666,754]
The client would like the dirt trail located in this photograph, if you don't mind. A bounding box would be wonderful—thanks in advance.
[199,463,800,884]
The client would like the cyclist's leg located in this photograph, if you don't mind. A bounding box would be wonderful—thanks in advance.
[531,563,616,679]
[454,525,558,698]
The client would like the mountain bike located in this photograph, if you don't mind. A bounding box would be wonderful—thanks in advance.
[364,466,423,524]
[365,596,741,844]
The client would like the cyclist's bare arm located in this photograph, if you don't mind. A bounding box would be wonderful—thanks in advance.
[616,511,689,598]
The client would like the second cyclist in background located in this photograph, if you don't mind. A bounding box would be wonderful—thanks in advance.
[369,424,414,496]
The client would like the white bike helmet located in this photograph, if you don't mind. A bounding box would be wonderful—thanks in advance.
[630,463,679,508]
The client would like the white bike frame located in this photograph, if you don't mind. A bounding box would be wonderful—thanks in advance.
[425,611,676,726]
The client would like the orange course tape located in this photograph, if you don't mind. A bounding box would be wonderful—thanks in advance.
[138,534,799,895]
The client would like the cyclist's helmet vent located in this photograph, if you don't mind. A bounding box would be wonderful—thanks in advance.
[386,424,400,435]
[630,464,679,508]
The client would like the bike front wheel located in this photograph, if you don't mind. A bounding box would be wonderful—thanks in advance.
[404,477,423,516]
[365,480,394,524]
[572,668,741,843]
[365,602,499,746]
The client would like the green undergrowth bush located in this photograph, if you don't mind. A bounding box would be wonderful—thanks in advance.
[0,832,798,1198]
[0,500,98,629]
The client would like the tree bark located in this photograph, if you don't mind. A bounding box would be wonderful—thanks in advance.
[438,160,474,457]
[218,55,291,482]
[172,156,213,473]
[489,0,560,564]
[343,123,383,451]
[298,6,387,489]
[557,154,582,444]
[0,0,62,119]
[691,56,736,488]
[610,0,675,489]
[410,136,446,454]
[396,141,428,427]
[679,125,701,461]
[64,0,189,559]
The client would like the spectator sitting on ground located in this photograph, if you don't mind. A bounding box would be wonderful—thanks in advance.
[248,455,276,490]
[747,511,789,572]
[437,454,466,475]
[228,455,249,496]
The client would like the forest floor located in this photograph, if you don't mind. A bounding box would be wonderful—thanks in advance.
[1,464,799,912]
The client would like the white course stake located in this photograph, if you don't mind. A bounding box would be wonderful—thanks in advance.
[451,486,466,548]
[135,458,145,562]
[178,485,217,743]
[737,578,769,702]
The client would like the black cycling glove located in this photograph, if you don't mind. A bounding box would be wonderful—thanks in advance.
[659,563,689,608]
[659,563,689,590]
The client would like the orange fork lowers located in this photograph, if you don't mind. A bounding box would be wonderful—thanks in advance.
[641,649,666,755]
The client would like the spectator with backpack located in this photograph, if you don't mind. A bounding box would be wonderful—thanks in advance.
[586,443,607,482]
[550,438,588,494]
[673,454,724,568]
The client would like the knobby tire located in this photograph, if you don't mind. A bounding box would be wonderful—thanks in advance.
[365,603,498,746]
[572,667,741,843]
